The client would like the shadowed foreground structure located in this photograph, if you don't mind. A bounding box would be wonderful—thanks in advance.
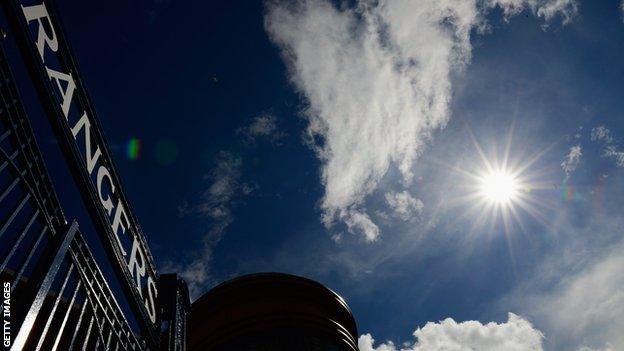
[189,273,359,350]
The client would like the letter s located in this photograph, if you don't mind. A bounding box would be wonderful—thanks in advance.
[145,276,158,324]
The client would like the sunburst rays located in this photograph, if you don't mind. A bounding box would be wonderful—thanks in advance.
[436,122,558,244]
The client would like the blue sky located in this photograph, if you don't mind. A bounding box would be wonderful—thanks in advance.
[45,0,624,350]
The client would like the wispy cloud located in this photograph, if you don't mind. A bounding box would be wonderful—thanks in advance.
[561,144,582,181]
[170,114,284,296]
[385,191,424,221]
[171,151,254,297]
[591,125,613,144]
[342,209,380,242]
[490,0,577,23]
[265,0,576,241]
[359,313,544,351]
[559,125,624,181]
[237,113,284,144]
[591,126,624,167]
[524,241,624,350]
[495,180,624,351]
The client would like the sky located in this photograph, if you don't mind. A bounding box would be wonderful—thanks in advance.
[31,0,624,350]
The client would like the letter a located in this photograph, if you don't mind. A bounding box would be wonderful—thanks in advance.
[46,67,75,118]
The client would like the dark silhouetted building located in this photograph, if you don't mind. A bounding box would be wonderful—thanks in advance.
[189,273,359,351]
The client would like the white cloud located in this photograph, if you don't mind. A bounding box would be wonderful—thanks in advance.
[591,126,624,167]
[489,0,577,23]
[497,199,624,350]
[528,247,624,349]
[237,113,284,143]
[172,151,253,297]
[561,144,582,180]
[603,146,624,166]
[591,126,613,143]
[385,191,424,221]
[343,209,381,242]
[265,0,576,241]
[359,313,544,351]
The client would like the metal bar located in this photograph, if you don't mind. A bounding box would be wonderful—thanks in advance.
[105,328,113,349]
[35,263,75,351]
[0,149,19,173]
[0,208,39,272]
[51,280,82,351]
[67,297,89,351]
[69,250,119,350]
[0,142,56,235]
[70,237,142,344]
[72,254,126,346]
[0,192,31,239]
[0,47,62,225]
[81,316,94,351]
[0,175,21,207]
[0,161,38,206]
[11,226,47,292]
[0,128,11,142]
[10,221,78,351]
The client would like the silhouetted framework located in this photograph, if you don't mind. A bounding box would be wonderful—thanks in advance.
[0,3,189,346]
[159,275,190,351]
[0,43,150,350]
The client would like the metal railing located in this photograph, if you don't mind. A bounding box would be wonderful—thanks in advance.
[0,43,151,350]
[9,224,147,351]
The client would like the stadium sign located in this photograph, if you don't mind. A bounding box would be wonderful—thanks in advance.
[2,0,160,340]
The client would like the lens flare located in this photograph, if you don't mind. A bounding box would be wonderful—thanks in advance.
[126,138,141,160]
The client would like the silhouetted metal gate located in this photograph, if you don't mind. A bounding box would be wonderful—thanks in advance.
[0,42,154,350]
[0,0,189,351]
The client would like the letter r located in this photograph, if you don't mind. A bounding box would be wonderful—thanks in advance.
[21,2,59,61]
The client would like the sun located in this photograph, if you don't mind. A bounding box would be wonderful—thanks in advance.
[480,170,519,205]
[434,121,556,244]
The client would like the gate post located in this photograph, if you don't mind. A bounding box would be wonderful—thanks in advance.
[159,274,190,351]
